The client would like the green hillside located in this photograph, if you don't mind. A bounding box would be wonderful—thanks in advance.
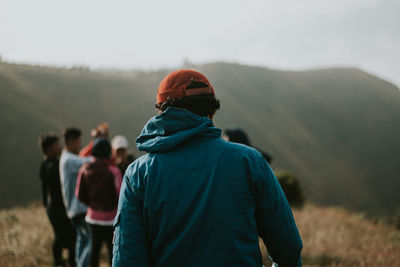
[0,61,399,216]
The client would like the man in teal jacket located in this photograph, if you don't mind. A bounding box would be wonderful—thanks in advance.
[113,70,302,267]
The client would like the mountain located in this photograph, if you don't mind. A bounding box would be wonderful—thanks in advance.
[0,61,399,216]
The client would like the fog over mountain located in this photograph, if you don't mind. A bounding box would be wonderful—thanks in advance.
[0,61,399,216]
[1,0,400,86]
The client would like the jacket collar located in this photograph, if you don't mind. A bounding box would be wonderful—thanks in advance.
[136,107,221,153]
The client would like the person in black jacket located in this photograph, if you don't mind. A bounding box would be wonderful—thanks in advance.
[39,133,76,267]
[223,128,273,163]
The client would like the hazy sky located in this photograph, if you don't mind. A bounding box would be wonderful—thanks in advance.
[1,0,399,86]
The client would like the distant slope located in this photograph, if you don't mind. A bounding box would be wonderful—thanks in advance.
[0,62,399,216]
[197,63,400,216]
[1,203,399,266]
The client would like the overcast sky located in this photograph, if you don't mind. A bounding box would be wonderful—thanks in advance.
[1,0,399,86]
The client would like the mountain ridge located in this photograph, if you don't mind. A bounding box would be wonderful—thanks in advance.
[0,61,399,216]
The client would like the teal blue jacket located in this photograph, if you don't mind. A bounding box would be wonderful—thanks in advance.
[113,107,302,267]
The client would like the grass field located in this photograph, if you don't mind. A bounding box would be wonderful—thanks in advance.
[1,202,399,266]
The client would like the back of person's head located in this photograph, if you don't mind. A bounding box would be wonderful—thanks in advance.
[39,133,59,154]
[155,69,220,118]
[276,171,305,208]
[63,127,82,144]
[92,138,112,159]
[224,128,273,163]
[224,128,251,146]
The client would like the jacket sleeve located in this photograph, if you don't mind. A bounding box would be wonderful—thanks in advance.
[75,165,89,206]
[110,165,123,196]
[39,163,48,207]
[79,141,93,157]
[112,163,149,267]
[253,152,303,267]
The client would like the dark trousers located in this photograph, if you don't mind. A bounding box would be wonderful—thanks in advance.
[51,239,75,267]
[47,206,76,267]
[89,224,113,267]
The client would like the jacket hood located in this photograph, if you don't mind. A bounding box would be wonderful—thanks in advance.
[136,107,221,153]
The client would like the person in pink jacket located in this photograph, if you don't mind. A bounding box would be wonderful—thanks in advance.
[76,138,122,267]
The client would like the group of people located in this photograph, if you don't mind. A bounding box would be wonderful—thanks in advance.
[39,123,134,267]
[39,69,302,267]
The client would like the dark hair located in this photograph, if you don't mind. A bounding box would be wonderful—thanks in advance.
[155,80,220,117]
[276,171,305,208]
[224,128,251,146]
[224,128,273,163]
[155,95,220,117]
[63,127,82,144]
[39,133,59,154]
[92,138,111,159]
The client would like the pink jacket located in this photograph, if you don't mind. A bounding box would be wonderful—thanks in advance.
[75,159,122,225]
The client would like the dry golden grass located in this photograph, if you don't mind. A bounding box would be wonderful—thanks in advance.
[261,205,400,266]
[0,202,53,266]
[0,202,109,267]
[1,202,399,266]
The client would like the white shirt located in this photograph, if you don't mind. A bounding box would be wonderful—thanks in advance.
[59,149,92,218]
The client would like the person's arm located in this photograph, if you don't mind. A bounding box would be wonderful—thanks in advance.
[252,152,302,267]
[110,165,123,196]
[39,163,48,207]
[79,141,93,157]
[113,163,149,267]
[75,164,89,206]
[66,155,92,173]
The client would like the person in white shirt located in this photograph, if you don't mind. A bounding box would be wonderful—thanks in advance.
[59,127,92,267]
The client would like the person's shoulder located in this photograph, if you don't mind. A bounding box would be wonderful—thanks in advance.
[215,138,263,158]
[40,158,47,167]
[59,150,67,159]
[122,154,153,190]
[124,154,149,171]
[39,159,47,178]
[47,158,60,169]
[108,163,122,176]
[61,150,76,160]
[80,161,91,169]
[123,153,159,181]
